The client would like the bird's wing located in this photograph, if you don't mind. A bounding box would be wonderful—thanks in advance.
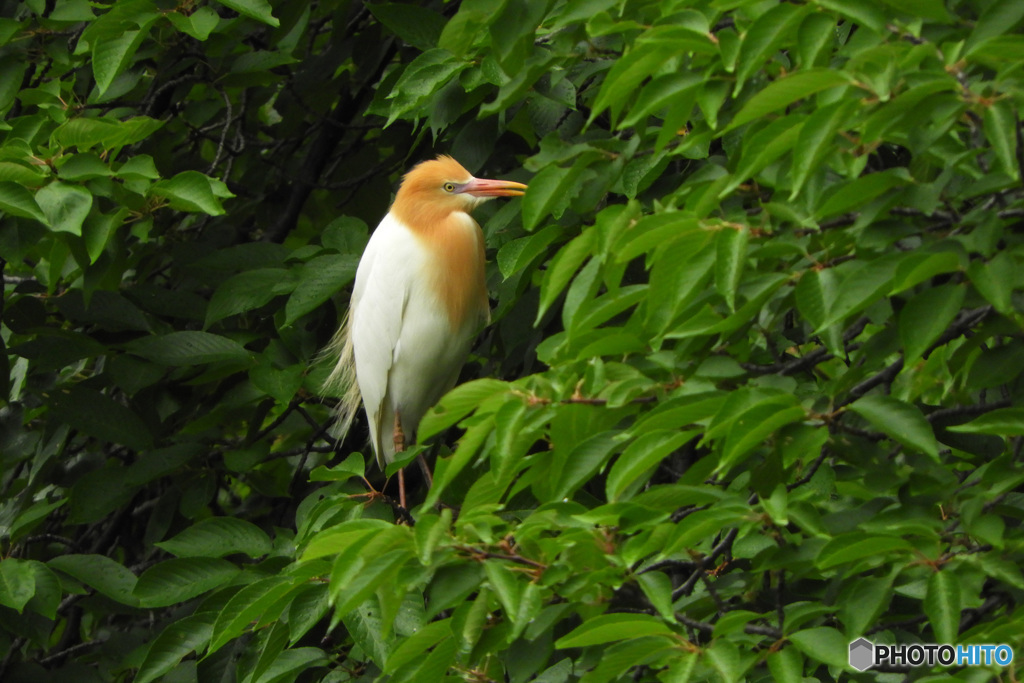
[349,212,419,462]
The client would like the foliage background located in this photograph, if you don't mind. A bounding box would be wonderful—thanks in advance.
[1,0,1023,681]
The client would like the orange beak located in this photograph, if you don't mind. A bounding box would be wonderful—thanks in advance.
[460,177,528,197]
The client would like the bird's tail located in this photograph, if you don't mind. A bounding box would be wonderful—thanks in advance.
[320,310,361,440]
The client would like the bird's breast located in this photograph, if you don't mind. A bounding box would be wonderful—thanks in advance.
[407,211,489,334]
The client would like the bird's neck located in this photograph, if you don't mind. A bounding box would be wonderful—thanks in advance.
[395,209,489,332]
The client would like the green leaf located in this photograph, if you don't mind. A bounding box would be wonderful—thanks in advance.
[286,584,331,646]
[965,342,1024,390]
[151,170,234,215]
[52,116,164,150]
[924,570,961,644]
[899,284,965,368]
[156,517,272,559]
[606,430,695,502]
[555,613,673,648]
[484,562,521,625]
[717,396,805,475]
[0,160,49,184]
[521,162,585,231]
[813,258,898,332]
[24,562,61,620]
[58,153,113,181]
[724,68,851,133]
[578,636,679,682]
[51,384,154,451]
[87,1,161,96]
[838,576,891,638]
[125,331,252,366]
[35,181,93,235]
[983,100,1020,180]
[968,252,1013,314]
[497,225,561,279]
[369,4,446,51]
[966,0,1024,52]
[647,241,715,338]
[714,223,748,313]
[620,72,701,130]
[332,547,412,616]
[49,554,139,606]
[815,168,910,220]
[205,268,295,327]
[663,504,751,555]
[0,559,36,613]
[537,229,596,323]
[947,407,1024,436]
[213,0,279,26]
[134,557,240,608]
[876,0,953,22]
[166,6,221,40]
[252,648,327,683]
[391,637,455,683]
[734,3,810,94]
[309,453,365,482]
[116,154,161,179]
[636,572,675,622]
[794,267,837,340]
[0,180,48,223]
[790,99,856,199]
[816,534,914,569]
[796,12,836,67]
[590,27,715,125]
[488,0,552,73]
[209,576,297,653]
[418,378,511,440]
[0,58,26,114]
[787,627,848,669]
[385,49,467,126]
[705,639,754,683]
[250,360,304,405]
[889,250,961,295]
[720,116,805,197]
[614,212,704,262]
[813,0,887,32]
[135,613,216,683]
[766,647,803,683]
[848,394,940,460]
[321,215,369,254]
[553,431,619,500]
[283,254,358,325]
[762,484,788,525]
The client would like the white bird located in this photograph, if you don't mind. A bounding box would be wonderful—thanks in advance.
[323,155,527,492]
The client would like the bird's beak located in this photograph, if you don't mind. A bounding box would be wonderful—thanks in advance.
[460,177,528,197]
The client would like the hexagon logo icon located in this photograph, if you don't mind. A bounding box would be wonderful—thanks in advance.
[849,638,874,671]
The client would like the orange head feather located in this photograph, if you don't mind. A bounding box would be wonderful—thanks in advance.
[391,155,526,230]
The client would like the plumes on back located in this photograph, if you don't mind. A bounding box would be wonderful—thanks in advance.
[321,310,361,440]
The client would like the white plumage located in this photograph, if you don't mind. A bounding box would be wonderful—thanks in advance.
[348,211,486,463]
[323,156,526,469]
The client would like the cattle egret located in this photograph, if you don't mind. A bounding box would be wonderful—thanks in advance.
[323,155,526,503]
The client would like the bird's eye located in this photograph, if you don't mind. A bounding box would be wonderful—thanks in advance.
[443,182,456,192]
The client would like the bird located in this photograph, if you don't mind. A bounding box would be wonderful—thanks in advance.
[323,155,527,501]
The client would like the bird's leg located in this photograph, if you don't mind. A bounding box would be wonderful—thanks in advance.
[394,411,406,510]
[393,410,405,454]
[398,468,406,511]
